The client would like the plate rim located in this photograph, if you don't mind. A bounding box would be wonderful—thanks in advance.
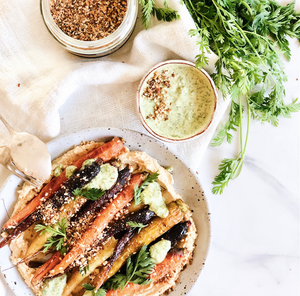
[0,127,211,296]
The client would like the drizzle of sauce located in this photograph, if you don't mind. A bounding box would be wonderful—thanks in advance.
[10,132,51,181]
[140,63,216,140]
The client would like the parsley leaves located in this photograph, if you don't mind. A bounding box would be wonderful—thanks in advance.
[35,218,68,254]
[105,245,155,291]
[73,188,105,201]
[133,172,159,205]
[139,0,180,29]
[82,283,106,296]
[126,221,148,233]
[183,0,300,193]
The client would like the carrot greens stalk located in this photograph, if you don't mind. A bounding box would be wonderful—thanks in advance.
[182,0,300,193]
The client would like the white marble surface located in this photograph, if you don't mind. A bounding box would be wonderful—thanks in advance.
[1,5,299,296]
[188,40,300,295]
[1,89,299,296]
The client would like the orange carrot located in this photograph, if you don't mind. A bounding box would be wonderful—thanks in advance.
[105,249,185,296]
[2,137,124,231]
[49,174,143,277]
[31,251,62,286]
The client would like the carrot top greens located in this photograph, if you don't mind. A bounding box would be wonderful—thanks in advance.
[83,283,106,296]
[140,0,300,193]
[105,245,155,291]
[35,218,68,254]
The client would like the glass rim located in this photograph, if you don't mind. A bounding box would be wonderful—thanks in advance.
[40,0,137,51]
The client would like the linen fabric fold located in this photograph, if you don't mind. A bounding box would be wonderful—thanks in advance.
[0,0,229,179]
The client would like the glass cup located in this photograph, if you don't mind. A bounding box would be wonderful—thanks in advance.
[40,0,138,57]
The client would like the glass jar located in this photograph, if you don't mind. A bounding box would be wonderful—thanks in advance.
[40,0,138,57]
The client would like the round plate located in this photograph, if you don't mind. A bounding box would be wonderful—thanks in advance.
[0,127,210,296]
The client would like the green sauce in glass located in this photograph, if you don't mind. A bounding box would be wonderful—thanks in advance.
[140,64,216,140]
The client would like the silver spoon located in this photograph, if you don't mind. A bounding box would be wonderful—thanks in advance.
[0,146,43,187]
[0,114,51,184]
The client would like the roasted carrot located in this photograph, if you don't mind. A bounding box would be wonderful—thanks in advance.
[2,137,124,231]
[62,237,118,296]
[94,229,135,290]
[104,200,186,282]
[31,251,62,286]
[0,160,102,249]
[105,249,185,296]
[49,173,143,277]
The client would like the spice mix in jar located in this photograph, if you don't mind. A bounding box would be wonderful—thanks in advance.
[41,0,138,57]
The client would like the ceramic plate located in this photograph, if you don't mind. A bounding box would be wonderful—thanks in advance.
[0,127,210,296]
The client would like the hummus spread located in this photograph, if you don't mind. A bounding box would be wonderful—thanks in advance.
[6,140,197,296]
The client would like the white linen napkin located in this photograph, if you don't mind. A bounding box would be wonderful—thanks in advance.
[0,1,230,295]
[0,0,229,169]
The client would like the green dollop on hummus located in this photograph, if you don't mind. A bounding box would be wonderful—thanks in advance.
[53,164,64,177]
[85,163,118,191]
[81,158,97,170]
[41,274,67,296]
[149,240,171,264]
[140,182,169,218]
[65,165,77,179]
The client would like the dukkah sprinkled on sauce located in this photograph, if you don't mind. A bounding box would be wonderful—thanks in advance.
[50,0,127,41]
[140,63,216,140]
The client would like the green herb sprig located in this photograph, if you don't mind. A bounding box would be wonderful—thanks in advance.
[82,283,106,296]
[73,188,105,201]
[134,172,159,205]
[79,260,90,276]
[35,218,68,254]
[183,0,300,193]
[126,221,148,233]
[139,0,180,29]
[105,245,155,291]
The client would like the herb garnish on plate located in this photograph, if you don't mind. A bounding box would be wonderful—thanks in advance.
[35,217,68,254]
[134,172,159,205]
[105,245,155,290]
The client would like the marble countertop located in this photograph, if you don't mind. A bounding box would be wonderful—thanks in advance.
[1,97,299,296]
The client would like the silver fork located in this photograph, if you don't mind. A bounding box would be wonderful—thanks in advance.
[0,146,43,188]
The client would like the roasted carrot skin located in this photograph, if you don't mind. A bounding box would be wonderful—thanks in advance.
[71,167,131,223]
[94,229,136,290]
[0,213,37,249]
[149,220,191,249]
[0,161,102,249]
[31,251,62,286]
[39,160,102,216]
[49,174,143,277]
[105,249,185,296]
[2,137,124,231]
[96,207,155,247]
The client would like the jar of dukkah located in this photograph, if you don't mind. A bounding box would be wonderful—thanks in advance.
[41,0,138,57]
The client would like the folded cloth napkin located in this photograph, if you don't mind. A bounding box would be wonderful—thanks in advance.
[0,1,229,294]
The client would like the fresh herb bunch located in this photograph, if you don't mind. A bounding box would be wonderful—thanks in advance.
[139,0,180,29]
[105,245,155,291]
[73,188,105,201]
[126,221,148,233]
[183,0,300,194]
[35,217,68,254]
[134,172,159,205]
[82,283,106,296]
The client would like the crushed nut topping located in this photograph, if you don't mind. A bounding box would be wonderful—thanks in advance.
[142,70,173,121]
[50,0,127,41]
